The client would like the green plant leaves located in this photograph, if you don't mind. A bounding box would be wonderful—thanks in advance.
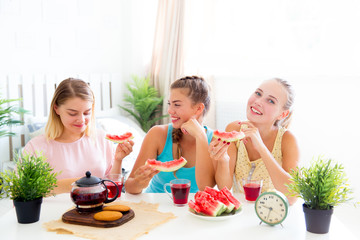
[0,152,59,201]
[0,95,28,138]
[286,155,353,210]
[119,75,168,132]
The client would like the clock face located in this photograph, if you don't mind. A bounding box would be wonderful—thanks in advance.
[255,192,289,226]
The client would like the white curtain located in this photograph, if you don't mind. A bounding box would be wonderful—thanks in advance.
[149,0,185,123]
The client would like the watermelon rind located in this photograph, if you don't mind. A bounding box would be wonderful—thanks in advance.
[217,204,227,216]
[213,130,245,142]
[219,206,242,216]
[190,205,242,217]
[146,157,187,172]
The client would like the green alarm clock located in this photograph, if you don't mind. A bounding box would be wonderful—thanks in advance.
[255,189,289,226]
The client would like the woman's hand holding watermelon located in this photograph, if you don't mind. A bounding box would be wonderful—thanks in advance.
[132,165,159,189]
[239,121,267,154]
[208,140,230,163]
[208,127,246,164]
[114,139,135,162]
[110,139,135,174]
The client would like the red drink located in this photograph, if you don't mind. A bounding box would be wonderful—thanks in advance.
[71,188,107,206]
[243,183,261,201]
[171,184,190,205]
[105,181,123,199]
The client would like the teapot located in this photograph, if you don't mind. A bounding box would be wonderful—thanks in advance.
[71,171,119,212]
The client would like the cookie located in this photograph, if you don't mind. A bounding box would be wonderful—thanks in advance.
[93,211,123,221]
[103,205,131,212]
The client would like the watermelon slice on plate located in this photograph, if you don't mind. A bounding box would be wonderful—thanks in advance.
[146,157,187,172]
[221,186,242,210]
[213,130,245,142]
[190,191,226,217]
[188,186,243,218]
[204,186,235,213]
[105,132,134,143]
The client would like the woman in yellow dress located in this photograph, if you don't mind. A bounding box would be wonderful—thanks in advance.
[208,78,299,205]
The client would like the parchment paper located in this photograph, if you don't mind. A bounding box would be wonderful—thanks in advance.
[43,200,176,240]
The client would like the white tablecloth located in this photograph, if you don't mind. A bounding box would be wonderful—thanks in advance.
[0,193,358,240]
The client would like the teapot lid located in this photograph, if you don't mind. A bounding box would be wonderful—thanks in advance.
[75,171,101,187]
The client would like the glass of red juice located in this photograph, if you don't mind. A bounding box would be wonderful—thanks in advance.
[105,173,124,199]
[242,178,263,202]
[163,179,191,206]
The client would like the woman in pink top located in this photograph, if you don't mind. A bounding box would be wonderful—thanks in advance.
[24,78,134,193]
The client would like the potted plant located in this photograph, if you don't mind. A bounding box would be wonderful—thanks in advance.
[119,75,168,132]
[0,151,59,223]
[286,155,353,234]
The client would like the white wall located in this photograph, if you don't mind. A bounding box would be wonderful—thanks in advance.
[0,0,158,169]
[0,0,157,102]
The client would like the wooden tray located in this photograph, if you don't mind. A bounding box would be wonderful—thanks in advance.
[62,208,135,228]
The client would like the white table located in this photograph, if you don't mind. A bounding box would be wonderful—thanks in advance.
[0,193,358,240]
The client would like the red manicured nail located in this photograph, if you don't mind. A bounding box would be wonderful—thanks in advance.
[218,138,221,141]
[223,141,226,144]
[227,142,230,145]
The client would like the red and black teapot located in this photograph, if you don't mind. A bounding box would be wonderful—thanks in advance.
[71,171,119,212]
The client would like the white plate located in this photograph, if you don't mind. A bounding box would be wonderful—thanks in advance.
[188,208,243,221]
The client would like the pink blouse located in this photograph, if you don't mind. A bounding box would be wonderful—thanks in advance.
[23,129,115,179]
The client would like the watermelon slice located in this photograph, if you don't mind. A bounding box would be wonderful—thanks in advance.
[213,130,245,142]
[192,191,226,216]
[188,200,202,214]
[204,186,235,213]
[105,132,134,143]
[146,157,187,172]
[221,186,242,210]
[188,187,242,217]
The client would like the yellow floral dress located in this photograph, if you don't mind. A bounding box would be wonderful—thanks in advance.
[233,127,286,193]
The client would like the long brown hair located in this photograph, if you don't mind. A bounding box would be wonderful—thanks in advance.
[170,76,211,144]
[45,78,96,140]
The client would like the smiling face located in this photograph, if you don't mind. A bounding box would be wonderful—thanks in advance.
[167,88,202,128]
[54,97,93,138]
[247,79,289,126]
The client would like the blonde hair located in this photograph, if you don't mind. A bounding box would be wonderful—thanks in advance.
[170,76,211,143]
[45,78,96,140]
[273,78,295,128]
